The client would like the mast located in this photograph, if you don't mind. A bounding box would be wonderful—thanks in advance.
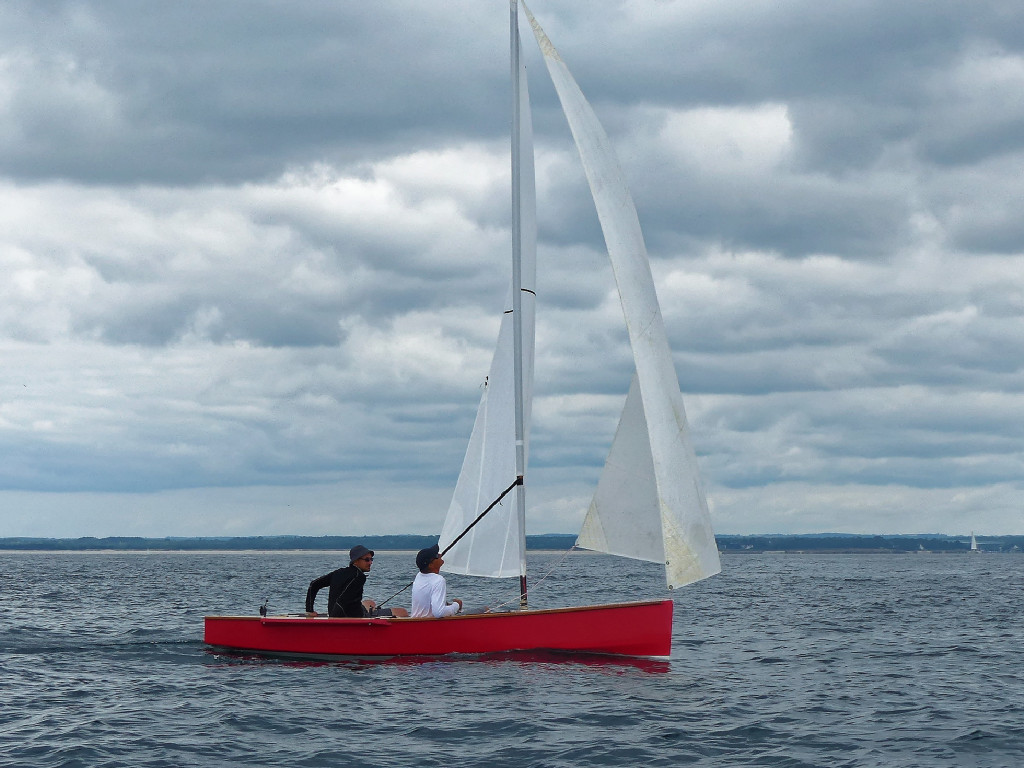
[437,2,535,584]
[510,0,528,607]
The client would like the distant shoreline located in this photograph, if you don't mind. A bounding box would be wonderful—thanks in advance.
[1,533,1020,553]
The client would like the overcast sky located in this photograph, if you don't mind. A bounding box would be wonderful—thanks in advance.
[2,0,1022,539]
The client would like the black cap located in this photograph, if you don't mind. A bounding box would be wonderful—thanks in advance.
[349,544,374,564]
[416,544,440,572]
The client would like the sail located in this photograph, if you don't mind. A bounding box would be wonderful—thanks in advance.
[438,28,537,578]
[524,3,720,588]
[577,374,664,564]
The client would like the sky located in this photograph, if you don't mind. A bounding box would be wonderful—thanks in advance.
[2,0,1023,538]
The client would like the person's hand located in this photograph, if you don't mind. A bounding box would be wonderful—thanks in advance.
[454,598,463,612]
[305,611,318,617]
[364,599,377,609]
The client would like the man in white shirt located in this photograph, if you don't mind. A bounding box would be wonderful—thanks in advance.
[410,544,463,618]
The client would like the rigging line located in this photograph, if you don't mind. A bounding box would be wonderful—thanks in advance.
[376,580,412,609]
[381,477,522,608]
[440,476,523,558]
[530,544,578,590]
[486,544,578,613]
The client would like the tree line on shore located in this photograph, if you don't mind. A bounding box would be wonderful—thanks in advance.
[1,533,1020,552]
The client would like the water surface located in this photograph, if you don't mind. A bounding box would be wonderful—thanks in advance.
[1,551,1020,767]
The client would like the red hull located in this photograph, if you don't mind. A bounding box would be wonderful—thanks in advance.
[204,599,673,659]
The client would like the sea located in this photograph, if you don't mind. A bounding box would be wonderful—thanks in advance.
[1,550,1021,768]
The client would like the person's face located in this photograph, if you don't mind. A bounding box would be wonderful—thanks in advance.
[428,555,443,574]
[353,554,373,572]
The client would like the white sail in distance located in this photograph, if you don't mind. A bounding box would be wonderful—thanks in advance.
[438,26,537,579]
[523,3,720,588]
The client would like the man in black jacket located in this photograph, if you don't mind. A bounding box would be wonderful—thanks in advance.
[304,545,409,618]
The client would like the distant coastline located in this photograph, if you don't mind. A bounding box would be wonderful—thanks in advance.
[1,533,1020,553]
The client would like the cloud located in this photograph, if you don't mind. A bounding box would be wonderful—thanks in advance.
[1,0,1023,538]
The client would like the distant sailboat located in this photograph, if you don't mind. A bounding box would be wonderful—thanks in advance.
[970,532,979,552]
[205,0,720,660]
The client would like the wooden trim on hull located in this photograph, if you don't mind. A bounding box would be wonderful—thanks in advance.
[205,599,673,659]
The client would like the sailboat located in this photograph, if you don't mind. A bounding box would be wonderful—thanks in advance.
[970,532,979,552]
[204,0,720,660]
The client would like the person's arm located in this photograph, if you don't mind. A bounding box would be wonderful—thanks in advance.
[305,573,330,615]
[430,578,460,618]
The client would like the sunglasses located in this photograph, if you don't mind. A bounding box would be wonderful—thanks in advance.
[357,556,373,562]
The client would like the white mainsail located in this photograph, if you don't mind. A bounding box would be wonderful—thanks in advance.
[523,3,720,588]
[438,18,537,578]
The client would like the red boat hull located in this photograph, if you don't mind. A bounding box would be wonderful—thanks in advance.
[204,599,673,659]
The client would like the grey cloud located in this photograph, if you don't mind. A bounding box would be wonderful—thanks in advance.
[1,1,511,184]
[641,166,912,260]
[3,0,1024,536]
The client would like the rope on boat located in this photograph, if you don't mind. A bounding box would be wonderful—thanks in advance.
[378,477,523,609]
[376,580,412,609]
[486,543,579,613]
[440,476,522,557]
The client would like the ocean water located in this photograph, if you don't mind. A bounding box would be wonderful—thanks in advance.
[1,550,1021,767]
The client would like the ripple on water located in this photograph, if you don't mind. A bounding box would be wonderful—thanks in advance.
[1,552,1023,768]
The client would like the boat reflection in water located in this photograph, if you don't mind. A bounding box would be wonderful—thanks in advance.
[204,646,671,675]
